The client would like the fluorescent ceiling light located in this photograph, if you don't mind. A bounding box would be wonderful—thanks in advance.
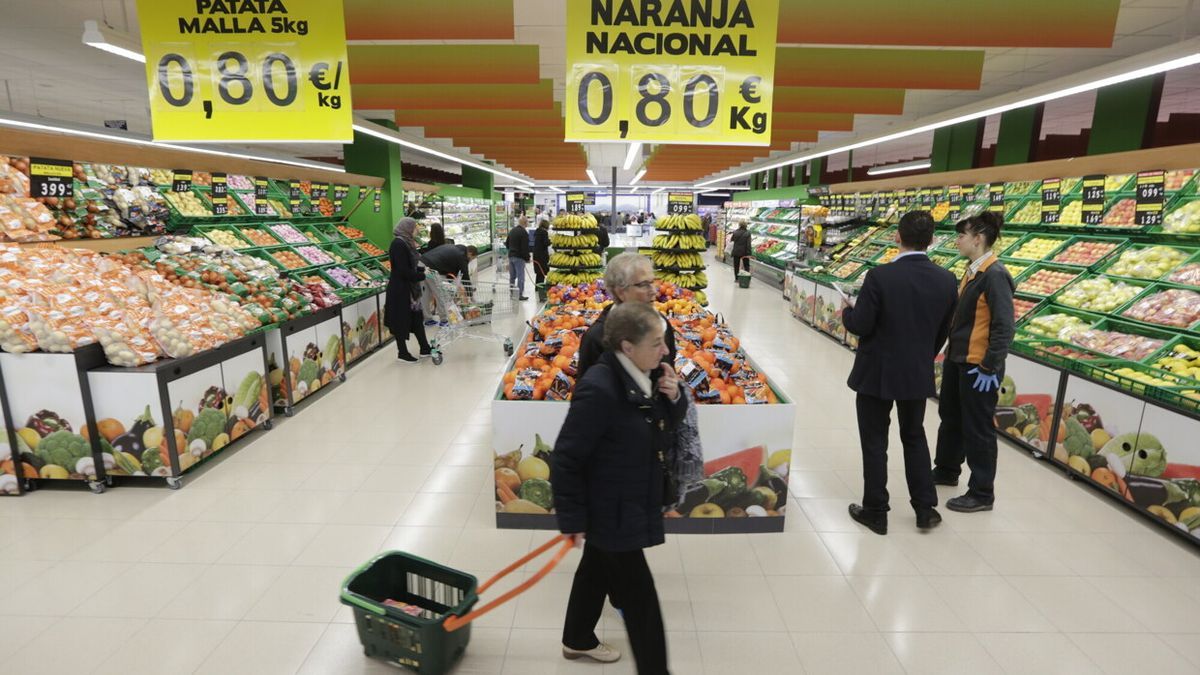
[0,113,342,173]
[82,20,144,63]
[696,40,1200,187]
[543,185,565,193]
[623,142,643,171]
[352,122,534,186]
[630,168,647,185]
[629,187,640,193]
[586,169,598,185]
[701,192,731,197]
[866,159,932,176]
[652,187,667,194]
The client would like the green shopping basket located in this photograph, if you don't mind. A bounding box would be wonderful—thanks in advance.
[341,534,573,675]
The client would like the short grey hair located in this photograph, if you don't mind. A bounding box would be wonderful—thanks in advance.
[603,302,662,351]
[604,252,653,298]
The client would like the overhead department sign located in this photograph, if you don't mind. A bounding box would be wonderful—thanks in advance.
[566,0,779,146]
[136,0,353,142]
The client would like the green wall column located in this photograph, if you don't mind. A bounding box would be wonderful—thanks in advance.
[930,119,983,172]
[808,158,824,187]
[343,118,404,248]
[768,168,778,189]
[1088,74,1165,155]
[994,105,1043,166]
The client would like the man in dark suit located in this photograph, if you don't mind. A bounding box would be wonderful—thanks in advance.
[842,211,958,535]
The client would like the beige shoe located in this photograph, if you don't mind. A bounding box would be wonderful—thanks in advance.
[563,642,621,663]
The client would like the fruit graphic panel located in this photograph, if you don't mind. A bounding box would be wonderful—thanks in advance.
[993,354,1064,454]
[0,353,93,482]
[378,291,393,343]
[491,397,797,524]
[219,349,271,440]
[166,364,232,472]
[313,316,346,389]
[1054,375,1147,479]
[265,328,289,408]
[813,283,847,342]
[86,372,169,478]
[1133,403,1200,540]
[788,275,816,325]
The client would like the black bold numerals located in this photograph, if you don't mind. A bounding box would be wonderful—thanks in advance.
[635,73,671,127]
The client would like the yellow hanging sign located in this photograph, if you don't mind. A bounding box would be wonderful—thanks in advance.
[565,0,779,146]
[136,0,353,142]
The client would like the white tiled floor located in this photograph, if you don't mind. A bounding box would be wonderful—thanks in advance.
[2,252,1199,675]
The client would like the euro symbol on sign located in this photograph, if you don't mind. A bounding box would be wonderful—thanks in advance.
[740,76,762,103]
[309,63,333,91]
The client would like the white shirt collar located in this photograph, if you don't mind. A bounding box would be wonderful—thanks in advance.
[893,250,926,261]
[615,353,653,398]
[968,251,995,275]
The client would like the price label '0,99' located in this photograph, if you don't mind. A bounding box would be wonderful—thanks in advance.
[668,193,695,215]
[565,1,779,145]
[1135,170,1166,227]
[136,0,353,142]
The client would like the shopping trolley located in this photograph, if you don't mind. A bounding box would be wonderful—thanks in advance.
[423,272,518,365]
[341,534,574,674]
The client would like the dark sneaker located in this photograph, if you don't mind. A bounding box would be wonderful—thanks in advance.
[946,494,994,513]
[397,353,418,363]
[931,470,960,487]
[848,503,887,535]
[519,296,530,301]
[915,507,943,530]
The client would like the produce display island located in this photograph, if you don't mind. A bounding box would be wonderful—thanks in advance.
[491,283,796,534]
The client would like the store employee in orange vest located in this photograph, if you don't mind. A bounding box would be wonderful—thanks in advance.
[842,211,958,535]
[933,211,1015,513]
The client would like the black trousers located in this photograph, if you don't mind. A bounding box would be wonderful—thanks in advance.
[534,255,549,285]
[734,256,750,281]
[934,359,1000,503]
[395,312,430,357]
[563,543,669,675]
[855,393,938,512]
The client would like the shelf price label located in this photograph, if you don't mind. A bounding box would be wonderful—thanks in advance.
[1081,175,1105,225]
[28,158,73,199]
[172,169,193,193]
[288,180,302,209]
[564,0,779,145]
[668,192,695,215]
[1041,178,1061,225]
[211,172,228,215]
[373,188,381,213]
[566,192,587,215]
[253,176,269,215]
[333,184,348,208]
[135,0,353,142]
[988,184,1005,212]
[1135,170,1165,227]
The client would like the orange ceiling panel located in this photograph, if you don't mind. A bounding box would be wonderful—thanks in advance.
[777,0,1119,48]
[345,0,514,40]
[423,126,568,140]
[349,45,540,85]
[395,106,566,128]
[775,47,984,90]
[351,82,555,110]
[774,113,855,131]
[774,87,906,114]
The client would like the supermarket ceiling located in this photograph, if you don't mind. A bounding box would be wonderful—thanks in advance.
[0,0,1198,185]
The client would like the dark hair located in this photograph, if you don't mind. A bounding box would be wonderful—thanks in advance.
[603,302,662,352]
[898,211,936,250]
[427,222,445,248]
[464,245,478,257]
[955,211,1003,247]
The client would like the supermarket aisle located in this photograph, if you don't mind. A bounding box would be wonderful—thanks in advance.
[0,257,1198,675]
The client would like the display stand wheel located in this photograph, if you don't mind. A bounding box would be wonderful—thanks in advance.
[503,339,514,357]
[284,406,295,418]
[339,373,347,383]
[263,418,274,430]
[88,480,106,494]
[432,351,444,366]
[22,479,35,492]
[166,476,183,490]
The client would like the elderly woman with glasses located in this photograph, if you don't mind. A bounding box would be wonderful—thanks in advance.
[576,252,677,381]
[552,301,685,674]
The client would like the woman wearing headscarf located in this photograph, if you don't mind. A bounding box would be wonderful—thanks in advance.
[384,218,433,363]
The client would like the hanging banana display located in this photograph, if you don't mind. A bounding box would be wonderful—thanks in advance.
[649,213,709,302]
[655,213,706,231]
[548,212,603,287]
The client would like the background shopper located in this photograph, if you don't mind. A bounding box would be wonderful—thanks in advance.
[730,221,752,282]
[507,215,532,300]
[534,216,551,285]
[933,211,1015,512]
[420,243,476,283]
[552,302,685,675]
[419,222,445,254]
[576,253,676,381]
[842,211,958,534]
[384,218,432,363]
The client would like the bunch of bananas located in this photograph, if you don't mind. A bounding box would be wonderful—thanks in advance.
[550,233,598,249]
[552,213,599,231]
[547,270,603,286]
[693,290,708,306]
[656,271,708,289]
[656,214,704,231]
[652,233,707,250]
[651,251,704,268]
[550,251,603,268]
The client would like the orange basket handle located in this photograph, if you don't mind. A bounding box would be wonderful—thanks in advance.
[443,534,573,632]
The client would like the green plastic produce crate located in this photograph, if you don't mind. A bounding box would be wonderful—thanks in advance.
[1017,304,1103,340]
[1113,282,1200,333]
[1144,334,1200,380]
[341,551,478,675]
[1004,195,1044,227]
[1070,359,1196,400]
[1002,233,1074,261]
[1049,273,1152,314]
[1098,243,1199,282]
[1004,180,1042,200]
[1013,338,1111,369]
[1063,317,1177,363]
[1046,235,1128,270]
[1013,263,1085,298]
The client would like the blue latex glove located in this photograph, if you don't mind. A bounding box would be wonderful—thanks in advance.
[968,367,1000,393]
